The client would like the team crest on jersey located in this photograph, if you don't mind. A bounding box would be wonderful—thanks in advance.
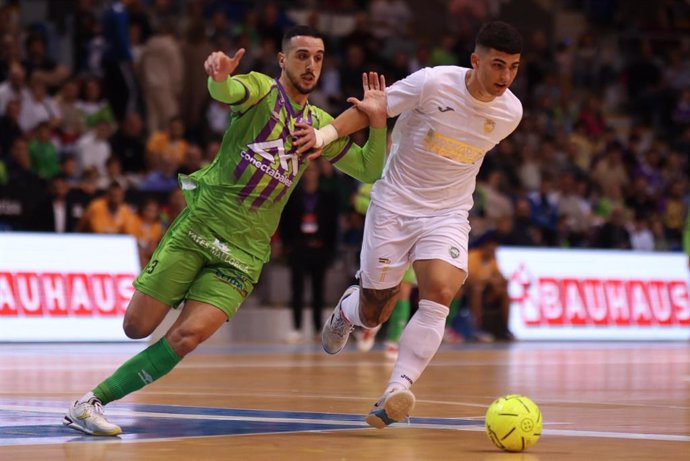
[449,246,460,259]
[483,119,495,133]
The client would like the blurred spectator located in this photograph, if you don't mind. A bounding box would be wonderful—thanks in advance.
[339,44,370,108]
[625,40,662,124]
[408,43,431,73]
[257,1,289,51]
[577,94,607,138]
[5,137,44,228]
[21,32,69,92]
[629,213,655,251]
[77,76,115,129]
[368,0,411,41]
[126,0,153,45]
[161,187,185,227]
[31,173,76,232]
[658,180,687,246]
[633,147,664,196]
[0,99,23,158]
[475,170,514,225]
[96,156,128,191]
[279,161,339,343]
[139,154,178,193]
[59,153,81,187]
[28,121,59,179]
[55,77,86,149]
[497,197,538,246]
[671,87,690,132]
[18,76,60,133]
[67,167,99,223]
[177,144,203,176]
[109,111,146,173]
[527,176,559,246]
[341,11,380,64]
[78,181,137,234]
[466,231,513,342]
[132,197,164,266]
[72,0,99,73]
[0,61,29,115]
[555,172,591,246]
[139,20,183,133]
[206,98,230,138]
[0,31,22,83]
[593,207,631,249]
[429,33,459,66]
[101,0,138,122]
[146,115,188,168]
[203,138,221,165]
[517,144,541,192]
[180,19,214,139]
[252,36,282,77]
[591,144,630,195]
[625,175,657,219]
[76,118,112,177]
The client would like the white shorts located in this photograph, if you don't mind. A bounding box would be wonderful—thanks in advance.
[358,202,470,290]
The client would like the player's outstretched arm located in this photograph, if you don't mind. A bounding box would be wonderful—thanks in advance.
[293,72,387,158]
[205,49,249,104]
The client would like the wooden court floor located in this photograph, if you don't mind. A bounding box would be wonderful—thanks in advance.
[0,340,688,460]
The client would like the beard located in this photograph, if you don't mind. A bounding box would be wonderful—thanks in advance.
[285,67,317,95]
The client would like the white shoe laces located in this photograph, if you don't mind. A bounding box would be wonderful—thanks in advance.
[89,399,105,416]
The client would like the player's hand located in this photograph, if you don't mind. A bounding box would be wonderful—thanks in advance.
[292,123,325,160]
[347,72,387,128]
[204,49,246,81]
[292,122,317,156]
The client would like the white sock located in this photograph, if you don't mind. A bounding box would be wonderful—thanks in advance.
[385,299,448,394]
[77,391,96,404]
[340,286,365,327]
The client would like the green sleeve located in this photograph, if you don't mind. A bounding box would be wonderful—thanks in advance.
[207,76,249,105]
[326,127,386,184]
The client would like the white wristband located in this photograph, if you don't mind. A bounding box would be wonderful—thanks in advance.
[313,124,339,148]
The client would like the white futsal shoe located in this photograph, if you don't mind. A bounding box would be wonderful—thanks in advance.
[321,285,358,354]
[365,388,416,429]
[63,397,122,436]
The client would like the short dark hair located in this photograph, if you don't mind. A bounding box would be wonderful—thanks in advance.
[281,25,324,52]
[475,21,523,55]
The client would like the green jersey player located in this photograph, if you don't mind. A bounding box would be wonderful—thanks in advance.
[63,25,387,436]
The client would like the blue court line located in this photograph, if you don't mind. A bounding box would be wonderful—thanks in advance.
[2,400,689,447]
[0,400,484,446]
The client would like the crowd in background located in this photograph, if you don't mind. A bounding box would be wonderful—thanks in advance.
[1,0,690,270]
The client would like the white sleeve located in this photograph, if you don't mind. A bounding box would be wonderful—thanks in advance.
[386,67,430,118]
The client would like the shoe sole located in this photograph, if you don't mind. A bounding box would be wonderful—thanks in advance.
[63,416,123,436]
[365,389,415,429]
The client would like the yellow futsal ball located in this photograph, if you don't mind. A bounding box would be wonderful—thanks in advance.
[485,394,542,452]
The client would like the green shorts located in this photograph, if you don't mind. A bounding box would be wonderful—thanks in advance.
[133,208,264,319]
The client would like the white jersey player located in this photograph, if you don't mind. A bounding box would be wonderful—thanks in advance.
[302,21,524,429]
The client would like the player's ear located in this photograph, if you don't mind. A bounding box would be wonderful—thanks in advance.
[470,52,479,70]
[278,52,285,69]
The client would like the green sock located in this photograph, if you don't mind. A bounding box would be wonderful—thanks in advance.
[386,299,411,342]
[93,338,181,404]
[447,298,460,327]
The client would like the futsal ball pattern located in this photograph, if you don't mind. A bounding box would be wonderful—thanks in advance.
[485,394,542,452]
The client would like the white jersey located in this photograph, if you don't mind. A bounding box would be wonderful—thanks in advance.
[371,66,522,217]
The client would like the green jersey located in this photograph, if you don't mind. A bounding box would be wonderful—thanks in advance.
[181,72,385,263]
